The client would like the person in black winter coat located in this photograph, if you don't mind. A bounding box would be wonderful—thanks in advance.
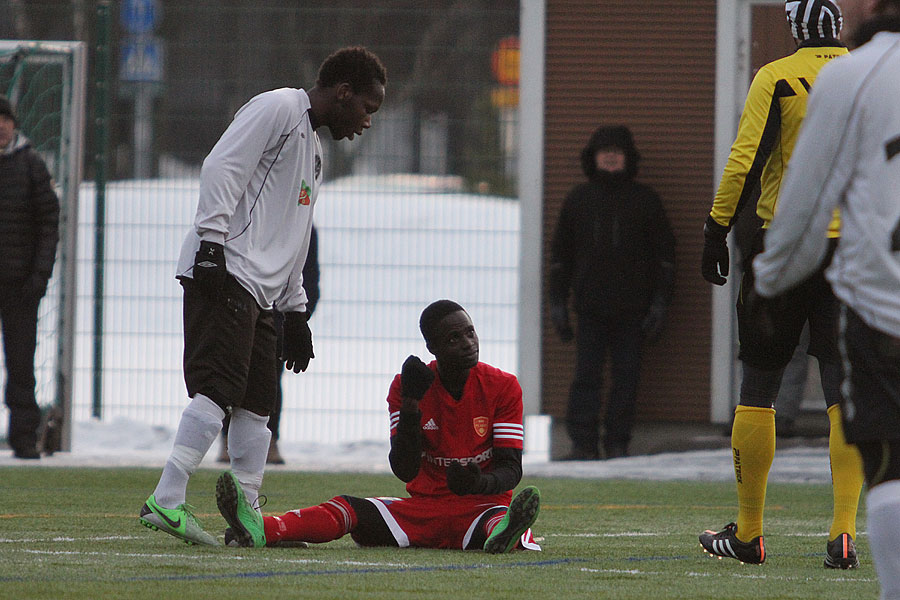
[0,95,60,459]
[548,125,675,460]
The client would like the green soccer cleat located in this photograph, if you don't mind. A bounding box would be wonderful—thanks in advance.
[484,485,541,554]
[139,495,219,546]
[216,470,266,548]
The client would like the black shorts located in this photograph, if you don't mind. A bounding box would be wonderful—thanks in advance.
[737,232,839,370]
[840,305,900,444]
[181,275,278,414]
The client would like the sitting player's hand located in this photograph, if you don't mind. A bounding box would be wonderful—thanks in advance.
[282,311,314,373]
[447,460,484,495]
[401,355,435,400]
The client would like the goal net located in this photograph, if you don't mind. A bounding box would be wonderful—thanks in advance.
[0,41,86,451]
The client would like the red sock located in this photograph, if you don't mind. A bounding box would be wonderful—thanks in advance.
[263,497,357,544]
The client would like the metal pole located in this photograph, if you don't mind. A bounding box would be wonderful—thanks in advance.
[59,42,88,451]
[133,83,151,177]
[92,0,112,419]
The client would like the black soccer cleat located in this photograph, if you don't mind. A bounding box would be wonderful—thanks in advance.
[824,533,859,569]
[699,522,765,565]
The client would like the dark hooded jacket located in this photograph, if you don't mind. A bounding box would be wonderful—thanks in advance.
[0,133,60,287]
[549,126,675,319]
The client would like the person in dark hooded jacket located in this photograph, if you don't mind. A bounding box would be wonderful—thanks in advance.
[0,95,60,459]
[548,125,675,460]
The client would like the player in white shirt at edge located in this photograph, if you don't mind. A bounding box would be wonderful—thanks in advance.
[753,1,900,597]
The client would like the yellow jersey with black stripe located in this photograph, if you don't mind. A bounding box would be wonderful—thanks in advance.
[711,42,848,237]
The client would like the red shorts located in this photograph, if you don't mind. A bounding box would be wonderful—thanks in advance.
[352,495,539,551]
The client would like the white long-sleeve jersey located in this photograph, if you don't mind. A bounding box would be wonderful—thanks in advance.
[176,87,322,313]
[754,32,900,338]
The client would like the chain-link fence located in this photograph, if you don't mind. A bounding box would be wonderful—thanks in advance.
[1,1,528,446]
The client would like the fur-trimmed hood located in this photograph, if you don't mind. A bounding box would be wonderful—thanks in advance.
[580,125,640,181]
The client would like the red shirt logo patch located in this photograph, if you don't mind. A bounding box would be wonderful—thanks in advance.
[473,416,489,437]
[298,180,311,205]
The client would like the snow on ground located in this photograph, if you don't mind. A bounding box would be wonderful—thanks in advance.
[0,416,833,485]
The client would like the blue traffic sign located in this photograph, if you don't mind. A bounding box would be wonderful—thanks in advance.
[121,0,159,35]
[120,37,164,82]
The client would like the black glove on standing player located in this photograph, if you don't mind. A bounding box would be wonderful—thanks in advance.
[701,216,730,286]
[549,302,574,342]
[400,355,435,401]
[281,311,314,373]
[447,460,486,495]
[641,297,668,343]
[192,240,227,298]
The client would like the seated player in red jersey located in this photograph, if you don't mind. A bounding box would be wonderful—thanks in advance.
[215,299,541,552]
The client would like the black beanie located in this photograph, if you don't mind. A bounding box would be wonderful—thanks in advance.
[0,95,16,125]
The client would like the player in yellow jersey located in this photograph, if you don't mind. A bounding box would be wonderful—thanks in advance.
[699,0,863,568]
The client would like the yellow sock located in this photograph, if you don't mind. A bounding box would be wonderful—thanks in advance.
[827,404,864,540]
[732,405,775,541]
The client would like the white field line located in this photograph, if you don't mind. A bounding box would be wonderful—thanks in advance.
[548,533,656,538]
[549,531,868,538]
[0,535,144,543]
[581,567,876,583]
[6,547,411,568]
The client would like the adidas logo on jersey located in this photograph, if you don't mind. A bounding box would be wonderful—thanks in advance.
[423,418,439,430]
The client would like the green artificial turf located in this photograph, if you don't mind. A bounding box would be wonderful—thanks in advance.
[0,468,876,599]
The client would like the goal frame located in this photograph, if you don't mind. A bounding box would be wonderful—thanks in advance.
[0,40,87,452]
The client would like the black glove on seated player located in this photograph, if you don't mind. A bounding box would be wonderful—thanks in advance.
[282,311,314,373]
[192,240,227,298]
[447,460,486,495]
[701,215,730,286]
[401,355,435,400]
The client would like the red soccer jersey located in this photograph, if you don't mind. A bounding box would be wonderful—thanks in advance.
[387,361,524,502]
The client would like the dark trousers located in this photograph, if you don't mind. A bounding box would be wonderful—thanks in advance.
[566,313,644,454]
[1,291,42,452]
[223,360,283,439]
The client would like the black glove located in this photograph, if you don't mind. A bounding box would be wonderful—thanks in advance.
[549,302,574,342]
[192,240,227,298]
[641,299,667,343]
[447,460,485,495]
[701,216,730,286]
[281,311,314,373]
[401,355,435,400]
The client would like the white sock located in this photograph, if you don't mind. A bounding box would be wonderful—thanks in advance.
[153,394,225,508]
[867,479,900,600]
[228,407,271,510]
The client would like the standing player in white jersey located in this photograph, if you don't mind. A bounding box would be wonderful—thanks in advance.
[139,47,387,546]
[753,0,900,596]
[215,300,541,553]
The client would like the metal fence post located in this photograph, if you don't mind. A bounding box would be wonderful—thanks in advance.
[92,0,112,419]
